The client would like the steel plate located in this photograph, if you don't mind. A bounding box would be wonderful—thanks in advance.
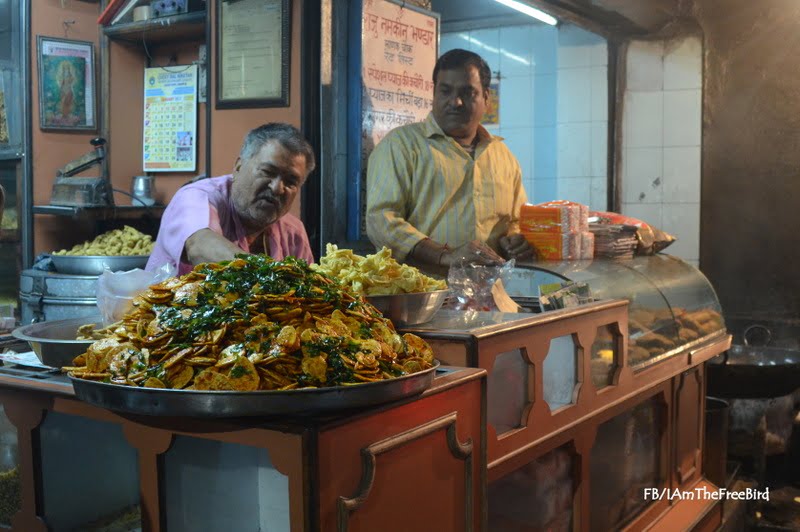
[70,360,440,417]
[51,255,149,275]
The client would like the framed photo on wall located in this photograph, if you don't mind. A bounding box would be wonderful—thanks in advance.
[216,0,291,109]
[36,36,96,131]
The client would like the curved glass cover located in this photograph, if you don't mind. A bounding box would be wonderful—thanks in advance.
[505,255,725,367]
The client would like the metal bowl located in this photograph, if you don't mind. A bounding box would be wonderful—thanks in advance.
[366,289,450,326]
[51,255,149,276]
[12,316,102,368]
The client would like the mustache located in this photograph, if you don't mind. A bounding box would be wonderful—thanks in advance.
[256,193,281,206]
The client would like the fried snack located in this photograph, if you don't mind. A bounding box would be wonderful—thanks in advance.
[628,345,651,363]
[312,244,446,296]
[634,332,674,351]
[673,308,725,342]
[77,322,122,341]
[64,255,436,390]
[53,225,154,256]
[678,327,700,343]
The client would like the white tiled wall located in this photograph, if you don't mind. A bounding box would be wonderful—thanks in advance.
[555,26,608,211]
[620,36,702,263]
[441,23,608,210]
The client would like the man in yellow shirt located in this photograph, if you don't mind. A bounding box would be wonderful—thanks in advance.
[366,49,533,274]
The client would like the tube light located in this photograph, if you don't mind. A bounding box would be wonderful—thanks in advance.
[458,34,530,65]
[493,0,558,26]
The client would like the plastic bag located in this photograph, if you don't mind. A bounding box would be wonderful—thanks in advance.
[589,211,676,255]
[446,259,517,312]
[96,262,176,324]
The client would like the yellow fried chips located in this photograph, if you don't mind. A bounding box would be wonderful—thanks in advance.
[312,244,446,296]
[53,225,154,256]
[64,255,435,391]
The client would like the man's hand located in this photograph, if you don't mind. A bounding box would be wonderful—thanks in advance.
[498,234,535,261]
[442,240,505,267]
[184,228,244,265]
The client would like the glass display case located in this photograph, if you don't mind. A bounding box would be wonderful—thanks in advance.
[589,396,664,531]
[489,443,575,531]
[506,255,726,367]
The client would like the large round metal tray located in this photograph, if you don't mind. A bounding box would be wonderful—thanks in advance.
[69,360,440,418]
[12,315,101,368]
[51,255,149,275]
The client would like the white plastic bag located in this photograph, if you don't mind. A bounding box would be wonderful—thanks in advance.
[96,262,176,324]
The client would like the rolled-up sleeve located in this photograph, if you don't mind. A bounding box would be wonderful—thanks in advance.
[365,132,429,262]
[146,187,214,272]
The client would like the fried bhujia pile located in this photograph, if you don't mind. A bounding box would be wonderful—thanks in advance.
[53,225,154,256]
[64,255,435,391]
[312,244,446,296]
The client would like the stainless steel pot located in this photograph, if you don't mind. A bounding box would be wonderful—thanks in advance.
[51,255,149,276]
[20,268,100,324]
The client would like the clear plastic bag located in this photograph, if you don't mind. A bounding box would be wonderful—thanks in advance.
[96,262,176,324]
[589,210,676,255]
[446,259,517,312]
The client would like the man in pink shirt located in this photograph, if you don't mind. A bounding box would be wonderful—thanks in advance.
[146,123,315,275]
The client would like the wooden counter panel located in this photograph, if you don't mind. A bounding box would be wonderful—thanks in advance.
[317,377,484,532]
[674,366,704,487]
[408,303,731,476]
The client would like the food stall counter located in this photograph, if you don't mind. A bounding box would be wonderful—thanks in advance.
[399,255,730,531]
[0,365,485,532]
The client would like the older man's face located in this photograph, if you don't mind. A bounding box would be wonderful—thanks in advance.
[432,65,488,138]
[231,140,307,231]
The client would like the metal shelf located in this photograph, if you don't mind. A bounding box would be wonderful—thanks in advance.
[0,229,19,243]
[33,204,165,221]
[103,11,206,46]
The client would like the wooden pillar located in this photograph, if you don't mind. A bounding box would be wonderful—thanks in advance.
[122,423,174,532]
[1,392,50,532]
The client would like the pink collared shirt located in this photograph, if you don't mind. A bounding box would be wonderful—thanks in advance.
[146,175,314,275]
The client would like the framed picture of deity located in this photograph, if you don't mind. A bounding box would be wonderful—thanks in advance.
[36,36,96,131]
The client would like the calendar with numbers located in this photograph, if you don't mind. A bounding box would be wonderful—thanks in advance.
[143,65,198,172]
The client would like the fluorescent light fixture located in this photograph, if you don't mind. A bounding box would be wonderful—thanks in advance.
[494,0,558,26]
[458,34,530,66]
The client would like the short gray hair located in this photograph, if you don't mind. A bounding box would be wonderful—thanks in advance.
[239,123,316,175]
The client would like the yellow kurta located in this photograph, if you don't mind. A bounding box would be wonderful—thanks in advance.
[366,113,527,262]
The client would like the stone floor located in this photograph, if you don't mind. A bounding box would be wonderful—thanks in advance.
[754,485,800,530]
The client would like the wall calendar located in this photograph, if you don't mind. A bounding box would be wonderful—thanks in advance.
[143,65,198,172]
